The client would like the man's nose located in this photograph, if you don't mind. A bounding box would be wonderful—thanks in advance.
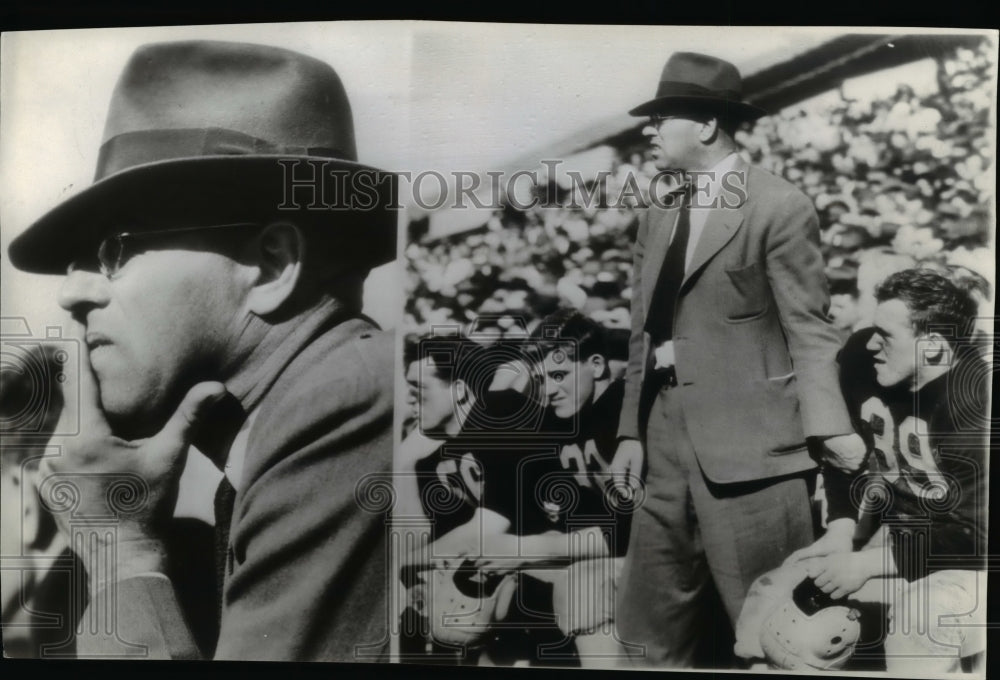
[57,269,111,312]
[642,124,658,138]
[865,333,883,352]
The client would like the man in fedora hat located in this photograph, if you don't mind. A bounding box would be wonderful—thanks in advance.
[8,40,396,661]
[609,51,866,666]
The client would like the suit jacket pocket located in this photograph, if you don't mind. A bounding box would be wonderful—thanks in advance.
[724,262,770,322]
[762,374,807,455]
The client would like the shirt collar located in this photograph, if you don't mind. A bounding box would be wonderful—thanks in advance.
[191,299,351,480]
[691,152,740,205]
[225,298,350,414]
[223,407,258,491]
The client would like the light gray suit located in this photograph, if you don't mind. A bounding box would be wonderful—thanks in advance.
[616,157,853,666]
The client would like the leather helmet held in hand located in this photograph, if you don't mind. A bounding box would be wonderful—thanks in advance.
[759,578,862,671]
[416,560,517,647]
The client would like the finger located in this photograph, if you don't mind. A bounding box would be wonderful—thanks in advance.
[473,557,499,572]
[628,468,643,494]
[785,548,810,564]
[830,587,846,600]
[56,319,110,437]
[147,381,229,461]
[795,544,825,559]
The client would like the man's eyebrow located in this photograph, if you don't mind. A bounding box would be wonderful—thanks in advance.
[871,325,889,337]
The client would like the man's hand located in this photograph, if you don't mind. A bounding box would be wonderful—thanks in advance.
[409,508,510,571]
[822,433,867,473]
[801,550,882,600]
[610,439,644,499]
[37,337,227,590]
[785,518,856,565]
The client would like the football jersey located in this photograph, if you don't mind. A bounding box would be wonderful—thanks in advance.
[826,329,989,581]
[416,383,630,551]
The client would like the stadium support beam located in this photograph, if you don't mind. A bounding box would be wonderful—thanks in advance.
[743,33,984,113]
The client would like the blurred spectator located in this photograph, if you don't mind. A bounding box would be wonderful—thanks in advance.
[828,279,862,341]
[1,345,83,658]
[604,327,631,381]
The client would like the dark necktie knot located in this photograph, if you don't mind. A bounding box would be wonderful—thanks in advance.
[659,179,692,209]
[190,391,247,469]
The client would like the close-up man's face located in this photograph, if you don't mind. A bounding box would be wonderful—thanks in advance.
[866,298,922,389]
[410,357,458,434]
[642,115,704,171]
[58,236,251,433]
[540,349,597,419]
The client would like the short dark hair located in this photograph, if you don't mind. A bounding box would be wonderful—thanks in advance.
[710,113,742,139]
[403,333,421,370]
[875,268,979,344]
[200,220,369,314]
[416,334,486,387]
[605,327,631,361]
[683,107,742,139]
[943,264,991,302]
[531,308,608,362]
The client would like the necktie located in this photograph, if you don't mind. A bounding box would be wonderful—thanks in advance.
[187,391,246,625]
[644,189,691,345]
[213,476,237,626]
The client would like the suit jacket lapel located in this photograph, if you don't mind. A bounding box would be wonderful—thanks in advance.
[681,157,750,289]
[681,207,743,289]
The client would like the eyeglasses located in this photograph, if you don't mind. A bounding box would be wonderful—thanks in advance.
[649,115,680,127]
[68,222,260,279]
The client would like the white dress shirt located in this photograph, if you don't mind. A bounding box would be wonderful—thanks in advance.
[680,151,740,271]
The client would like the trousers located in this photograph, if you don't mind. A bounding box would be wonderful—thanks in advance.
[616,385,814,667]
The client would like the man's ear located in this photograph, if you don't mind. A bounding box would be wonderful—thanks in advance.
[245,222,304,316]
[453,379,470,405]
[922,332,952,366]
[587,353,608,380]
[698,117,719,144]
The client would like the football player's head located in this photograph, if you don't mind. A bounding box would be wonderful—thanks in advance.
[532,309,610,419]
[866,268,978,390]
[406,334,485,436]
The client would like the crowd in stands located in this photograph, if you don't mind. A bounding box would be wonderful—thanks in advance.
[404,40,995,344]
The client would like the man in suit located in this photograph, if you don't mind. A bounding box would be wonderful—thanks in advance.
[7,41,396,660]
[608,52,866,667]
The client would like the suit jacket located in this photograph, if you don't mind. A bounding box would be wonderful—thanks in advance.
[77,315,393,661]
[617,157,852,484]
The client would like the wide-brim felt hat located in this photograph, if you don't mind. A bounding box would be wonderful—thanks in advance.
[9,40,397,275]
[629,51,767,122]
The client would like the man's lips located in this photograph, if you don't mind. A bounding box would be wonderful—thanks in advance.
[85,332,113,350]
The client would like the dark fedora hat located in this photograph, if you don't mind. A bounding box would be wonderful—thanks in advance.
[9,40,396,275]
[629,51,767,122]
